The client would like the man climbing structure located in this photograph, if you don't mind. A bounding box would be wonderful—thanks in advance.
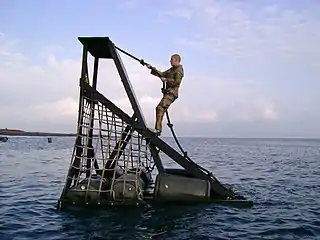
[146,54,184,136]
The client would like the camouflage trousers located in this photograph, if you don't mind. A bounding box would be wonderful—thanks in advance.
[155,93,177,132]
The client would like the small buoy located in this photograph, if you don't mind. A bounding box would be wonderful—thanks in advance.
[48,137,52,143]
[0,136,8,142]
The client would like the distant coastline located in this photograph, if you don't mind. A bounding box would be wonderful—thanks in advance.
[1,128,319,139]
[0,128,76,137]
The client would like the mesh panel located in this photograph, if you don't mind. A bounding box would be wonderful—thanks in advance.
[60,94,155,205]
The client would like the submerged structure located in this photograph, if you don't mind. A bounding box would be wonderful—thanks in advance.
[58,37,253,208]
[0,136,8,142]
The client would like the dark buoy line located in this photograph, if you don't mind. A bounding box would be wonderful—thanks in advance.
[0,136,53,143]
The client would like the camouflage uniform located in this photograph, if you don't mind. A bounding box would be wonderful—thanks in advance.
[150,64,184,132]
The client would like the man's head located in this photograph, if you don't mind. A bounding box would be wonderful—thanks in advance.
[170,54,181,66]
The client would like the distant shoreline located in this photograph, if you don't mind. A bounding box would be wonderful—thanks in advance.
[0,128,319,139]
[0,129,76,137]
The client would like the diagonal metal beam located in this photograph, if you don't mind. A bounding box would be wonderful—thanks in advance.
[108,43,147,125]
[100,114,137,178]
[107,41,164,173]
[83,85,164,175]
[82,81,236,199]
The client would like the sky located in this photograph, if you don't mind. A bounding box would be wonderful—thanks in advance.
[1,0,320,138]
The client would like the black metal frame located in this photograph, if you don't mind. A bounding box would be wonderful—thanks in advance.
[63,36,247,201]
[64,37,164,190]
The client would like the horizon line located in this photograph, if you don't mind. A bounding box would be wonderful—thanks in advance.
[1,128,319,140]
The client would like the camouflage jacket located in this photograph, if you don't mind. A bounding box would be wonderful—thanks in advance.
[150,64,184,98]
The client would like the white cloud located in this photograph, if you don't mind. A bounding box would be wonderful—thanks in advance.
[163,1,320,67]
[263,105,277,120]
[149,0,320,137]
[32,97,78,120]
[117,0,139,9]
[0,33,278,134]
[160,8,193,20]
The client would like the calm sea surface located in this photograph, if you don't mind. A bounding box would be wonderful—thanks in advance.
[0,137,320,239]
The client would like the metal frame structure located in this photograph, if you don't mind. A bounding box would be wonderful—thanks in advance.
[58,37,252,208]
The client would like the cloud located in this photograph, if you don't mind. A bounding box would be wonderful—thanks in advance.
[152,0,320,137]
[0,34,160,130]
[0,33,279,135]
[160,8,193,20]
[117,0,139,9]
[163,0,320,68]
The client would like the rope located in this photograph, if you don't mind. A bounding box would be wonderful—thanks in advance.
[161,85,188,158]
[115,45,215,177]
[114,45,189,156]
[165,112,187,156]
[114,45,146,66]
[160,89,217,177]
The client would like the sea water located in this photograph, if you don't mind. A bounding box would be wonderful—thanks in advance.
[0,137,319,239]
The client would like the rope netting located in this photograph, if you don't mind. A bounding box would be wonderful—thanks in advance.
[62,94,155,204]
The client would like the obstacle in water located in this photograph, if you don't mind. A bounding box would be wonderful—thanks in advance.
[0,136,8,142]
[57,37,253,208]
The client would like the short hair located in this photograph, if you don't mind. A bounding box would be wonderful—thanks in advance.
[171,54,181,62]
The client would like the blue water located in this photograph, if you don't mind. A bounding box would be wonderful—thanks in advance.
[1,137,320,239]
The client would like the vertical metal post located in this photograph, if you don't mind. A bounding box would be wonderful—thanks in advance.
[92,57,99,89]
[78,44,89,135]
[86,57,99,177]
[65,44,88,189]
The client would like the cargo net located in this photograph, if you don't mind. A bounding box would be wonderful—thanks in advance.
[62,95,155,204]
